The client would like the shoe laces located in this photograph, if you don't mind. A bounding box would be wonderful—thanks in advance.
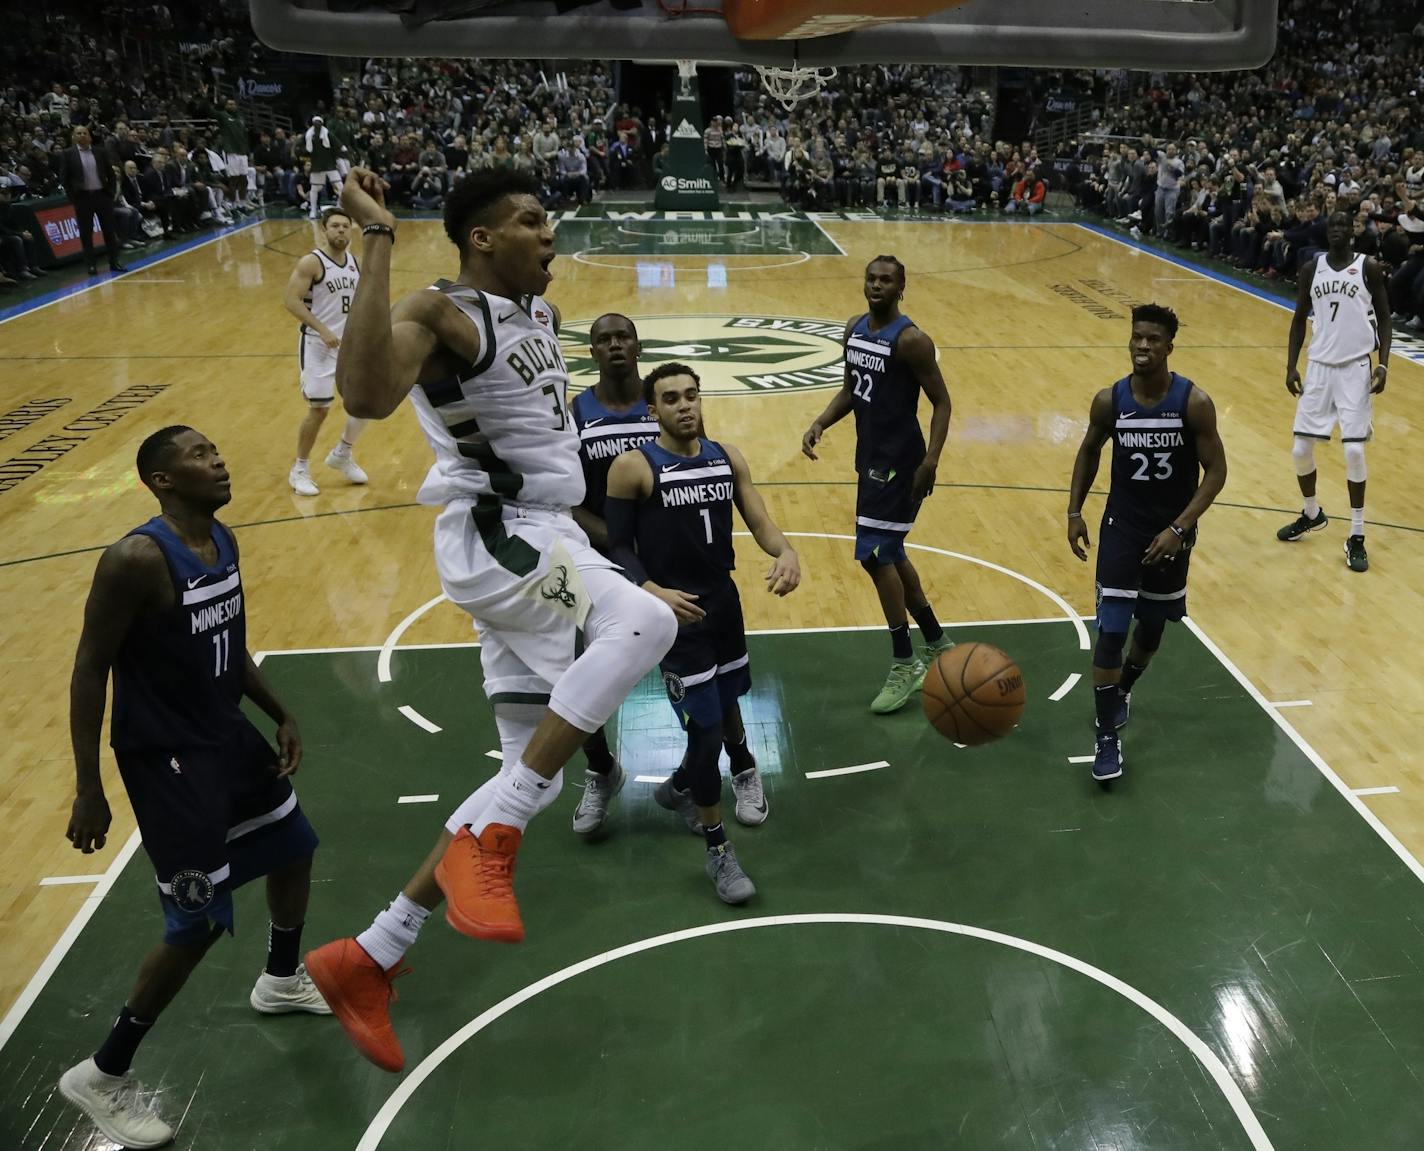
[473,842,516,898]
[382,964,413,1004]
[106,1075,161,1122]
[887,662,919,689]
[733,770,764,803]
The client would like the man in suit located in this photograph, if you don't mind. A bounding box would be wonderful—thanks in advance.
[160,146,205,232]
[59,125,126,275]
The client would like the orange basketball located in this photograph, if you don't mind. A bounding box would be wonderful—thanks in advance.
[921,643,1025,746]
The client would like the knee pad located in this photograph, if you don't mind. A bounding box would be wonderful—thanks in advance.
[1343,441,1367,483]
[1093,630,1128,670]
[1132,617,1166,653]
[493,702,542,775]
[684,721,725,808]
[1291,437,1316,476]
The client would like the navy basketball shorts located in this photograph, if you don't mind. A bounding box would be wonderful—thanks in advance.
[854,463,922,565]
[114,719,319,946]
[660,581,751,730]
[1094,516,1196,634]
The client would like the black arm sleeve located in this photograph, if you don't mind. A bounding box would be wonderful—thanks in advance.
[603,496,649,586]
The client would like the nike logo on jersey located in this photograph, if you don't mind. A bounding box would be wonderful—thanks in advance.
[498,309,519,322]
[186,577,204,588]
[661,463,680,472]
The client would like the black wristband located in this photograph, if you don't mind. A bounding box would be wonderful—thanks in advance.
[361,223,395,244]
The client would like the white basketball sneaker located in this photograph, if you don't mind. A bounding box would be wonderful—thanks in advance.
[250,963,332,1015]
[288,463,319,496]
[58,1058,174,1149]
[325,447,369,484]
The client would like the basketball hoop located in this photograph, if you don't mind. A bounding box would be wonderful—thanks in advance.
[753,63,836,111]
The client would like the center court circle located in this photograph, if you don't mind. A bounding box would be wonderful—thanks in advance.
[356,913,1273,1151]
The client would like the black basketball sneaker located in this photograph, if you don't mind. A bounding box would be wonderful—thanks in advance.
[1344,534,1369,572]
[1277,507,1328,541]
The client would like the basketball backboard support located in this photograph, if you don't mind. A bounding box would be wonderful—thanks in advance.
[248,0,1278,72]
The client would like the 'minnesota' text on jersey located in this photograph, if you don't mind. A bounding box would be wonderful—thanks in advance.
[110,517,247,751]
[1307,252,1377,365]
[1106,372,1200,536]
[845,312,927,472]
[635,438,735,594]
[572,388,658,518]
[408,282,584,509]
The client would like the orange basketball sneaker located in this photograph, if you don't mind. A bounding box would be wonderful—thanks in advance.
[304,937,409,1073]
[434,824,525,942]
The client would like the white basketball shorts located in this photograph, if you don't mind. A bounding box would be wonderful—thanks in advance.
[1294,356,1373,442]
[299,331,336,403]
[432,501,619,705]
[225,153,250,178]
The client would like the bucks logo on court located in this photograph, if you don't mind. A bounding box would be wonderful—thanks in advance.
[560,315,846,394]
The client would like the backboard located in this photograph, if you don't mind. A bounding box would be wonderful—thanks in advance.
[248,0,1278,72]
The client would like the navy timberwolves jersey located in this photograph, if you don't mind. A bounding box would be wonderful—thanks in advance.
[110,517,248,751]
[845,313,927,472]
[571,388,658,517]
[1106,372,1200,536]
[635,438,736,595]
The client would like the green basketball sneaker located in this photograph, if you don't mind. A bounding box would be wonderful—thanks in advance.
[870,659,925,714]
[920,635,955,676]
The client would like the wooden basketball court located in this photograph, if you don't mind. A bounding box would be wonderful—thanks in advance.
[3,209,1423,1147]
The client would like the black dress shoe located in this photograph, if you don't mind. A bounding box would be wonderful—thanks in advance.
[108,262,128,273]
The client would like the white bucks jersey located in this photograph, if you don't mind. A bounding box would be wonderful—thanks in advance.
[303,248,359,339]
[408,281,583,509]
[1308,253,1376,365]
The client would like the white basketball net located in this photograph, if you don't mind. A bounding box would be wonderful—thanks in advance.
[754,64,837,112]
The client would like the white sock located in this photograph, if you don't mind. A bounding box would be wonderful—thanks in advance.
[1351,506,1365,535]
[341,416,368,446]
[1303,495,1320,518]
[444,773,504,836]
[473,761,548,835]
[356,892,429,970]
[294,457,309,469]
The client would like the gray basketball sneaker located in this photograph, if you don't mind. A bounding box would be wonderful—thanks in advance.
[572,761,626,835]
[654,776,703,833]
[58,1059,173,1149]
[705,843,757,904]
[730,765,769,826]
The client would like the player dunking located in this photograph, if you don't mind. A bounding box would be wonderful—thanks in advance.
[284,208,370,496]
[606,362,798,902]
[302,168,677,1073]
[1279,209,1390,572]
[1066,305,1228,783]
[801,255,953,714]
[567,312,659,834]
[60,426,326,1149]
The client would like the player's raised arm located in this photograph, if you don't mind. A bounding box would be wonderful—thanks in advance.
[802,317,859,460]
[334,168,449,419]
[898,326,951,501]
[68,538,165,852]
[726,443,800,596]
[1366,256,1391,393]
[1066,387,1115,561]
[282,253,335,348]
[1285,261,1314,396]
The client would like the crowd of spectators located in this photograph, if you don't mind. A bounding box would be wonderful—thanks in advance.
[1065,0,1424,326]
[11,0,1424,325]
